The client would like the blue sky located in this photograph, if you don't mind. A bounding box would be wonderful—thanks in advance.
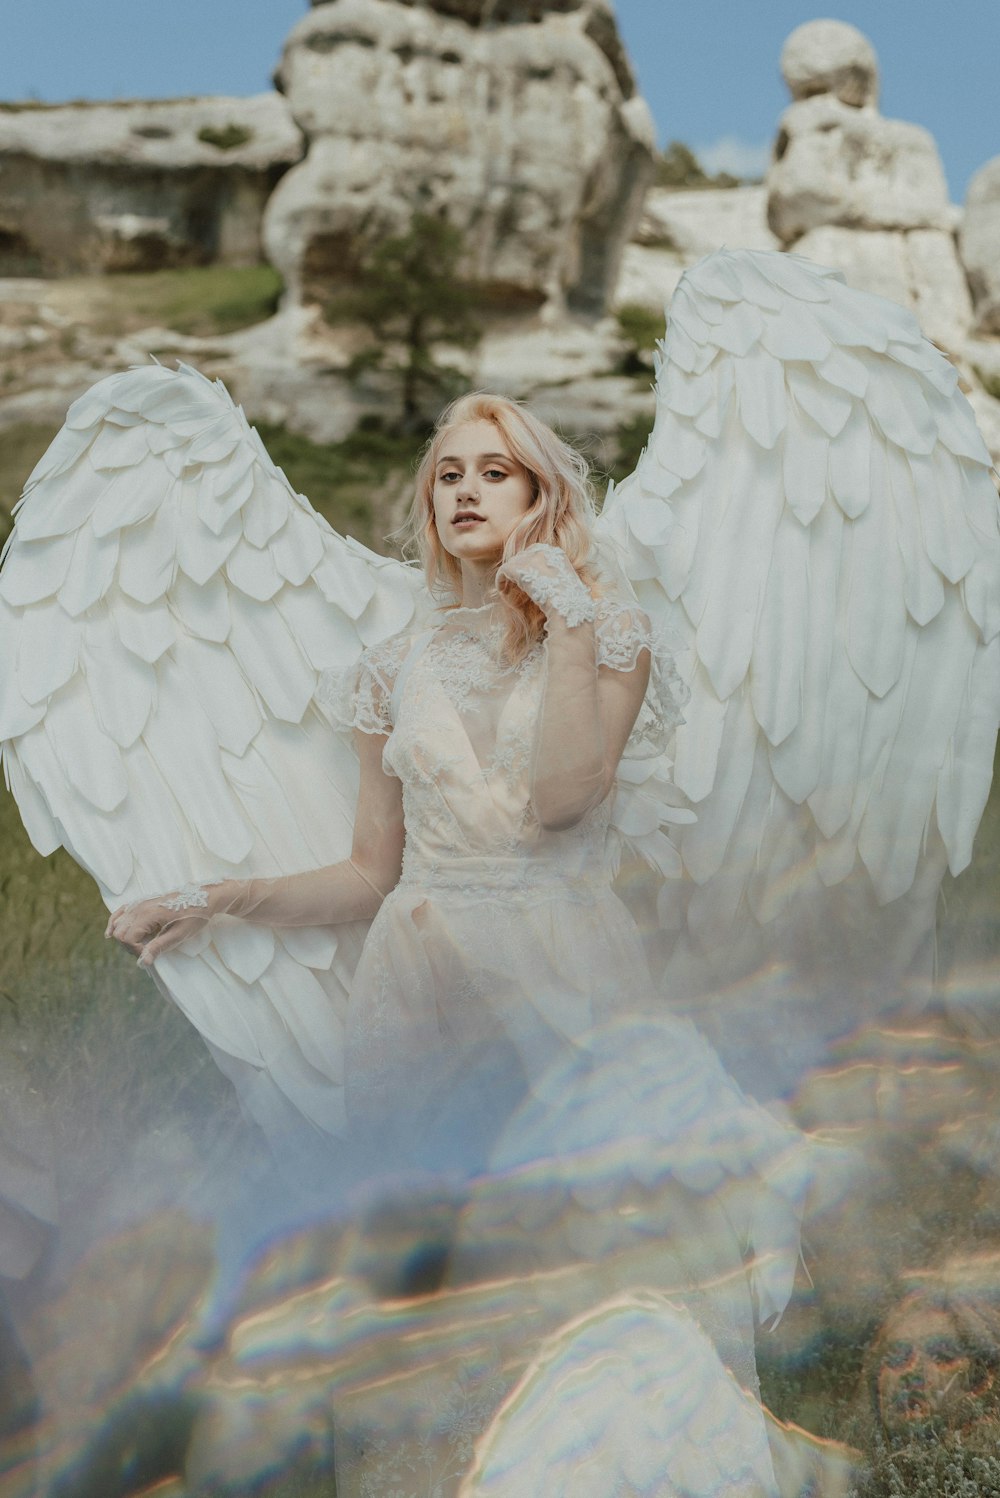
[3,1,997,200]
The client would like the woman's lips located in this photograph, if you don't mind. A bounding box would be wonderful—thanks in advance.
[453,515,486,526]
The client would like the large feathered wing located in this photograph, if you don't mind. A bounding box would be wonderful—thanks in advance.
[598,248,1000,1071]
[460,1293,780,1498]
[0,363,424,1142]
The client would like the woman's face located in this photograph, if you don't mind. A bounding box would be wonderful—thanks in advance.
[877,1304,974,1432]
[431,420,536,568]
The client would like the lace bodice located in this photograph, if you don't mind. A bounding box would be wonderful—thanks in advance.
[320,597,686,889]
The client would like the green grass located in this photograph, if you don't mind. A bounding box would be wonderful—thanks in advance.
[55,264,284,339]
[196,123,254,151]
[0,97,205,112]
[103,264,283,336]
[607,414,653,484]
[0,422,61,538]
[0,790,235,1176]
[973,365,1000,402]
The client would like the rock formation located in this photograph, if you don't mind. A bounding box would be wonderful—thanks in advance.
[263,0,655,318]
[766,19,972,352]
[961,157,1000,336]
[0,95,302,276]
[780,17,878,109]
[614,184,778,314]
[769,21,950,243]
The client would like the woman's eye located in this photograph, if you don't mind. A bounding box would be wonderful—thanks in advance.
[485,469,507,480]
[928,1341,962,1365]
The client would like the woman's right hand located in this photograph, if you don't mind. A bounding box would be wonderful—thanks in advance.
[105,891,211,967]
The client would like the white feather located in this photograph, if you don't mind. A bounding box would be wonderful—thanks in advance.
[16,598,79,705]
[597,247,1000,1032]
[0,531,77,608]
[82,613,155,748]
[114,593,176,663]
[118,504,178,604]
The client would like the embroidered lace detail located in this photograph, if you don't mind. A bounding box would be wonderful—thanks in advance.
[161,881,219,911]
[500,543,598,628]
[317,634,412,735]
[422,625,536,715]
[594,600,690,757]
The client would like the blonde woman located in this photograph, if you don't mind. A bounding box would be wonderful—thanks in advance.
[102,392,754,1171]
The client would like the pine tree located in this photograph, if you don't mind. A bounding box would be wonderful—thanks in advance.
[327,214,481,429]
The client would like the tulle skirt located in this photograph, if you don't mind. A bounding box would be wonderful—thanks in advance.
[343,865,658,1177]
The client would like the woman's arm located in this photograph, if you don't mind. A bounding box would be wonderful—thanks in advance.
[499,546,649,831]
[532,612,648,829]
[107,728,405,965]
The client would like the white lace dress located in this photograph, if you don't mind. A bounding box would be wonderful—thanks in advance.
[327,599,773,1170]
[322,598,808,1497]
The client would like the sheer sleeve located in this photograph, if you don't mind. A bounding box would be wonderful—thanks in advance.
[316,634,411,736]
[595,600,689,760]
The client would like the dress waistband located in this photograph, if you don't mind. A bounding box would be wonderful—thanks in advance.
[398,850,608,897]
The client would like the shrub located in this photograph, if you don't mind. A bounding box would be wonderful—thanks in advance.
[197,123,253,151]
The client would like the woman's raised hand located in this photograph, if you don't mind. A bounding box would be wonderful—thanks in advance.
[105,884,215,967]
[497,544,597,628]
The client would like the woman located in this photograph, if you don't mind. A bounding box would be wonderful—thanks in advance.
[103,393,770,1179]
[100,393,808,1494]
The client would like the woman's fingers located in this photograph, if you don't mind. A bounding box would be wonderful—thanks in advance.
[138,916,199,968]
[107,900,166,951]
[105,895,205,965]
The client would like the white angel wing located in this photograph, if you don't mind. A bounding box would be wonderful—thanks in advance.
[0,363,424,1143]
[598,248,1000,1075]
[460,1293,780,1498]
[484,1020,811,1337]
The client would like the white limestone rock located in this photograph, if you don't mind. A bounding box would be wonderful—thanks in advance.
[792,225,973,352]
[614,186,778,319]
[0,95,302,274]
[613,243,686,315]
[967,387,1000,469]
[960,156,1000,336]
[263,0,655,317]
[636,185,779,258]
[965,337,1000,394]
[780,19,878,108]
[768,94,951,245]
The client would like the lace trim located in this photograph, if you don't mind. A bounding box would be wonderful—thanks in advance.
[422,626,539,714]
[593,601,689,757]
[317,634,411,736]
[161,882,215,911]
[500,543,598,628]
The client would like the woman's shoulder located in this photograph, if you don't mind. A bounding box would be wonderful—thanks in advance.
[316,629,420,735]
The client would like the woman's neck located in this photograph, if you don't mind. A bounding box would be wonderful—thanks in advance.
[459,559,499,609]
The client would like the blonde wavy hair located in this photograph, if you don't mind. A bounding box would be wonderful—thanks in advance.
[402,392,600,661]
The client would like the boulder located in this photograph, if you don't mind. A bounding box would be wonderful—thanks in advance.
[635,184,778,259]
[960,156,1000,335]
[793,225,973,352]
[967,387,1000,469]
[768,94,951,245]
[613,243,686,315]
[780,18,878,108]
[0,95,302,275]
[263,0,656,318]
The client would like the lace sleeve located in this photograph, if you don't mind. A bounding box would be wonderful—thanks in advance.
[595,601,689,758]
[316,634,410,736]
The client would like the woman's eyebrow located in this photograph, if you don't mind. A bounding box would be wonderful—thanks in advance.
[436,452,513,466]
